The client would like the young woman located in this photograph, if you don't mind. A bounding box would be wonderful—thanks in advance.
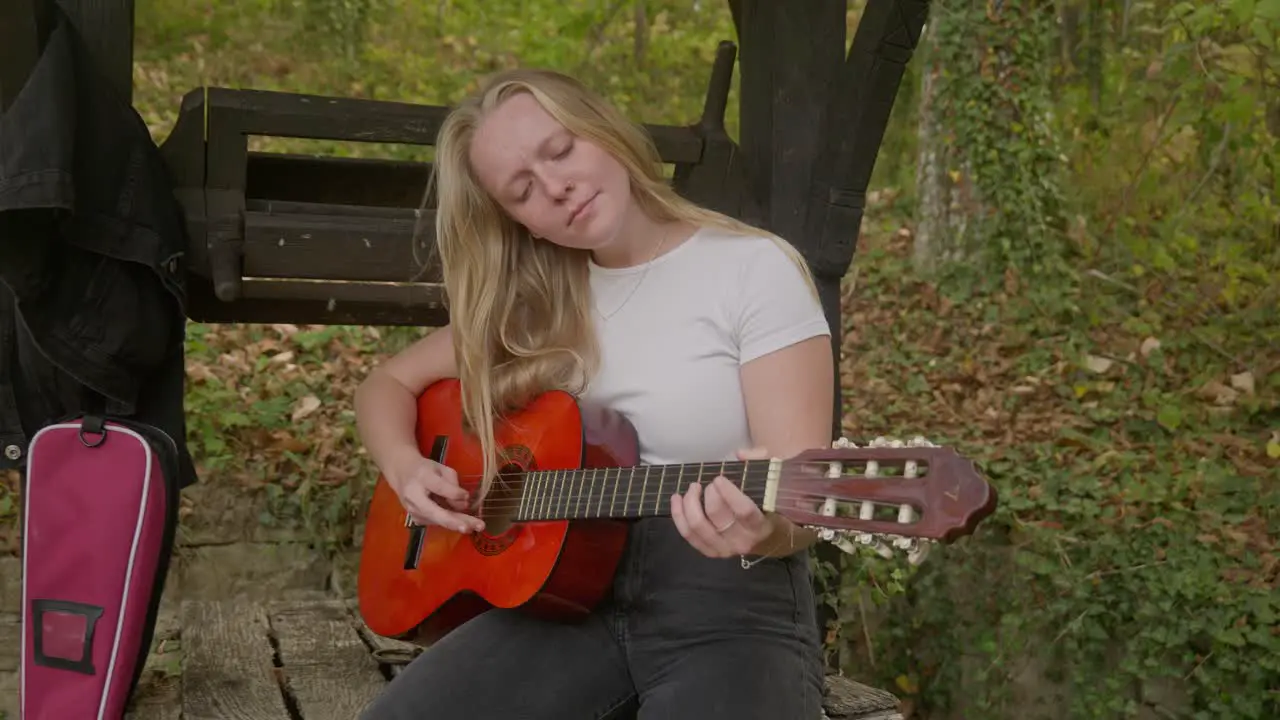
[354,68,835,719]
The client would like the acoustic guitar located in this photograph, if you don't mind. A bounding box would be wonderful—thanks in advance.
[357,378,996,642]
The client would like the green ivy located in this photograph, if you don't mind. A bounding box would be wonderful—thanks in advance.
[928,0,1070,287]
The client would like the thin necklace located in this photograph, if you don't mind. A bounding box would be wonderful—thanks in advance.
[597,227,674,321]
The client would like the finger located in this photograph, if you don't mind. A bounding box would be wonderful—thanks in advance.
[711,476,769,532]
[736,446,770,460]
[422,467,469,506]
[670,492,718,558]
[701,479,739,530]
[683,483,734,556]
[705,479,771,554]
[406,484,483,533]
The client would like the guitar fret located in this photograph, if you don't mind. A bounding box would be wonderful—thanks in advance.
[623,466,634,518]
[609,468,619,518]
[571,468,582,519]
[637,466,649,520]
[653,465,663,515]
[551,470,563,520]
[589,468,600,519]
[524,471,536,521]
[568,469,578,519]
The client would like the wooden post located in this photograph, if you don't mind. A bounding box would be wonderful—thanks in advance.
[730,0,932,671]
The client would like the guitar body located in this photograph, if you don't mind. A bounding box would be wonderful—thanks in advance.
[357,379,637,642]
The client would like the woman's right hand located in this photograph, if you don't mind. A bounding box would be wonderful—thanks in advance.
[386,448,486,534]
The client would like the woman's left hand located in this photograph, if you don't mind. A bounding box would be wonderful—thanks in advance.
[670,447,774,558]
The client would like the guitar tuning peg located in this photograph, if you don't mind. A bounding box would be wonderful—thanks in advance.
[906,540,932,566]
[830,533,859,556]
[855,532,896,559]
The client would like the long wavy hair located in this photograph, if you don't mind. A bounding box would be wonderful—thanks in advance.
[421,68,818,500]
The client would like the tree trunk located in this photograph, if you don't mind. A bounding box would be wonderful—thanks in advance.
[912,18,975,274]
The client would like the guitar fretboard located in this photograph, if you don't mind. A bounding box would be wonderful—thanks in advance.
[514,460,775,521]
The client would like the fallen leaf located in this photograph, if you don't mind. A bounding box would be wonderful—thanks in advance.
[1197,380,1238,406]
[291,394,322,421]
[1085,355,1113,374]
[270,350,296,365]
[1140,337,1161,357]
[1229,371,1254,395]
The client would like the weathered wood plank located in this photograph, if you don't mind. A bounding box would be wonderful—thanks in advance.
[205,86,703,165]
[343,599,420,679]
[0,613,17,672]
[268,598,386,720]
[181,599,291,720]
[822,674,903,719]
[125,607,182,720]
[0,556,19,614]
[242,207,437,283]
[0,612,16,719]
[0,668,17,720]
[185,276,447,327]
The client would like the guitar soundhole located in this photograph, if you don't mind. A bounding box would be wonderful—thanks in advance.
[471,458,529,555]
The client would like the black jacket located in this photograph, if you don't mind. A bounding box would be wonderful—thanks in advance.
[0,6,196,488]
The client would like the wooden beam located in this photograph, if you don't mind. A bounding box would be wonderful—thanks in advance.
[57,0,135,104]
[804,0,931,277]
[730,0,848,238]
[729,0,848,436]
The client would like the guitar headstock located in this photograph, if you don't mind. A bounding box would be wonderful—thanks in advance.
[774,436,997,565]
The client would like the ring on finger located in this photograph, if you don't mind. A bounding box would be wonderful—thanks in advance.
[716,519,736,533]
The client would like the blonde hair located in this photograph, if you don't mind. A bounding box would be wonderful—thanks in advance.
[421,67,818,500]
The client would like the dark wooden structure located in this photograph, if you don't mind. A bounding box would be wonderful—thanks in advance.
[1,0,930,711]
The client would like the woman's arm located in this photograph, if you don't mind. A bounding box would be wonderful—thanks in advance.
[740,334,834,556]
[354,324,458,476]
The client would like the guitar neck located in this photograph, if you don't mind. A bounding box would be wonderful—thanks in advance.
[513,459,779,522]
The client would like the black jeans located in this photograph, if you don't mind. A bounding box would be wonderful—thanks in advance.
[359,517,825,720]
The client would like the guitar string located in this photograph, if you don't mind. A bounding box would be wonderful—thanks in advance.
[416,484,930,518]
[435,458,927,481]
[447,492,926,518]
[417,466,931,514]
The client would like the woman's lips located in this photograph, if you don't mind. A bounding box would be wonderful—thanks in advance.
[569,192,598,227]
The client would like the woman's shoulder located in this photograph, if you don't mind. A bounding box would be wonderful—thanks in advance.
[685,225,802,270]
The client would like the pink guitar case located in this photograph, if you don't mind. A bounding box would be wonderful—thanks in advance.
[19,414,179,719]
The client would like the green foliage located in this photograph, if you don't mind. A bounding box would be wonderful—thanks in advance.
[841,3,1278,716]
[926,0,1071,285]
[835,226,1277,719]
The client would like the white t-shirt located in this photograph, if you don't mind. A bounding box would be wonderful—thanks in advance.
[578,225,830,466]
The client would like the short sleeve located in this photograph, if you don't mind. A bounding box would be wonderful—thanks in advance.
[734,239,831,364]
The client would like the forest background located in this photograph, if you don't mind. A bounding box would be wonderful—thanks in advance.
[1,1,1275,718]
